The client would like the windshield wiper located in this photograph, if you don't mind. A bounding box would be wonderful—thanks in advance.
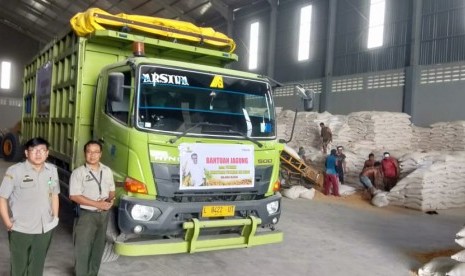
[169,122,263,148]
[193,127,263,148]
[169,122,235,144]
[169,121,210,144]
[227,129,263,148]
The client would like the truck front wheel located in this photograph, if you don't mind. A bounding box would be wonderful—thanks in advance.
[2,132,23,162]
[102,208,120,263]
[101,242,119,263]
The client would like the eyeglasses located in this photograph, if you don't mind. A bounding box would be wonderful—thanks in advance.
[28,148,48,155]
[86,151,101,155]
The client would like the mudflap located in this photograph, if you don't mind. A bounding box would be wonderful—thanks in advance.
[114,216,283,256]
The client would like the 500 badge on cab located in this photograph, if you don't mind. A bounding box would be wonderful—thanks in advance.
[258,159,272,164]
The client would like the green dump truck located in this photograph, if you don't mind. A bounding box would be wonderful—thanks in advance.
[1,13,291,259]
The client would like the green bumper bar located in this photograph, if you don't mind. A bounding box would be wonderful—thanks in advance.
[115,216,283,256]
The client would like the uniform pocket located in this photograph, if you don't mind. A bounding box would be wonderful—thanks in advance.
[20,181,35,188]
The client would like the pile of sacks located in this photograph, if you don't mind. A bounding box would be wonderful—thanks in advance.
[276,109,465,210]
[412,125,432,151]
[429,121,465,151]
[276,110,465,210]
[348,111,413,152]
[276,110,350,156]
[418,226,465,275]
[387,153,465,211]
[398,151,454,177]
[276,110,414,187]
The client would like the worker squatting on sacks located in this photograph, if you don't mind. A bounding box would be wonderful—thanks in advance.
[359,161,383,196]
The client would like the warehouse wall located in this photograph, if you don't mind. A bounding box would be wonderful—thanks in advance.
[326,71,405,113]
[227,0,465,127]
[273,79,322,112]
[333,0,411,76]
[275,70,405,115]
[232,5,270,76]
[413,62,465,126]
[3,1,462,129]
[273,0,327,81]
[0,23,40,129]
[420,0,465,65]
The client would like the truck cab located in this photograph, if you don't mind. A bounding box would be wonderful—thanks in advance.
[94,53,283,255]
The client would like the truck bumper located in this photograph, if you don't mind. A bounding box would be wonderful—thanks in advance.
[115,216,283,256]
[115,195,282,256]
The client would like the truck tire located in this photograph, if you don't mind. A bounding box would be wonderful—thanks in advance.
[101,241,119,263]
[102,208,120,263]
[0,134,3,158]
[106,208,119,241]
[2,132,23,162]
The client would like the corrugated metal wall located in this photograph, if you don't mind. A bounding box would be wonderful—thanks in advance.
[229,0,465,126]
[232,0,413,78]
[273,0,328,81]
[420,0,465,64]
[231,7,270,76]
[333,0,411,75]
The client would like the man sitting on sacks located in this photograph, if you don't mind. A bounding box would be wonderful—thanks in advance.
[359,161,383,196]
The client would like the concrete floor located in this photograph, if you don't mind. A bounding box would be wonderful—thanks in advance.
[0,159,464,276]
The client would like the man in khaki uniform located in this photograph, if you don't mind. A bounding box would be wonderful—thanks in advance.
[0,137,60,276]
[70,140,115,276]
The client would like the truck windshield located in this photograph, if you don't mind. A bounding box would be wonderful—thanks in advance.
[136,65,275,139]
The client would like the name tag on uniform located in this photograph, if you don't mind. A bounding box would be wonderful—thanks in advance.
[22,175,33,182]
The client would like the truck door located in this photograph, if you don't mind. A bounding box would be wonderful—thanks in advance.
[94,69,132,181]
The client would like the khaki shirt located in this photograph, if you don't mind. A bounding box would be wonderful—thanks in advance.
[321,126,332,141]
[69,163,115,211]
[0,161,60,234]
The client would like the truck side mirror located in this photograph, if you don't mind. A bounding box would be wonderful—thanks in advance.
[107,72,125,102]
[294,85,314,111]
[303,90,314,111]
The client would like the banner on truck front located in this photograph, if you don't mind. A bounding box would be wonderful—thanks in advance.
[179,143,254,190]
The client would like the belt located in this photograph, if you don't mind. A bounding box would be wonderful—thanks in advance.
[81,208,106,213]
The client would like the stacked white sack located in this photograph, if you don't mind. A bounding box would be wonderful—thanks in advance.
[397,151,454,178]
[430,121,465,151]
[411,125,431,151]
[348,111,413,152]
[387,154,465,211]
[418,226,465,275]
[451,226,465,265]
[277,110,414,186]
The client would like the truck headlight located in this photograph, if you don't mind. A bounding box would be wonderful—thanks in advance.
[131,204,155,221]
[266,201,279,215]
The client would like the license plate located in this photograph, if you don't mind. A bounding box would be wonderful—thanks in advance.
[202,205,235,217]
